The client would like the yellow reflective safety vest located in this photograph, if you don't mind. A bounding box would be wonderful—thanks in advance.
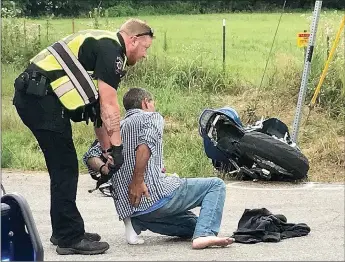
[30,30,127,111]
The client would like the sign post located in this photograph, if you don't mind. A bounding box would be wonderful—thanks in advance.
[291,1,322,143]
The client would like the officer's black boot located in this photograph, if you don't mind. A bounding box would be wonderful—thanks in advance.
[56,238,109,255]
[50,232,101,246]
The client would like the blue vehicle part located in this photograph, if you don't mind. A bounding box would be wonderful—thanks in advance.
[1,192,44,261]
[201,133,231,163]
[199,107,244,163]
[199,107,243,136]
[216,107,243,127]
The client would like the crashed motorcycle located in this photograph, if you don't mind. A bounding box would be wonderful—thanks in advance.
[199,107,309,181]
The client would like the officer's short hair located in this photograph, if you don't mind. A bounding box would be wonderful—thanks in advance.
[123,87,153,111]
[119,18,153,37]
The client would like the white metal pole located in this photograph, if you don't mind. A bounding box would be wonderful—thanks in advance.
[291,0,323,143]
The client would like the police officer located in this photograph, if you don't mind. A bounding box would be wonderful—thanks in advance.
[13,18,154,255]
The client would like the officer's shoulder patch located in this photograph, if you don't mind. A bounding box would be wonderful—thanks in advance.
[114,56,124,74]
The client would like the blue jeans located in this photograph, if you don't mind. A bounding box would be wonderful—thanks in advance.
[131,177,226,239]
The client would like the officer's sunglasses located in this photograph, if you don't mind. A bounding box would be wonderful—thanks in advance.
[135,28,154,38]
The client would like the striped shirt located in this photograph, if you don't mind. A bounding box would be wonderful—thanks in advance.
[83,109,183,220]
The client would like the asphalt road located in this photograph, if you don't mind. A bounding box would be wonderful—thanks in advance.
[1,171,344,261]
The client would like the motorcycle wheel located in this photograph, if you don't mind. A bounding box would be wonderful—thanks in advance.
[238,131,309,180]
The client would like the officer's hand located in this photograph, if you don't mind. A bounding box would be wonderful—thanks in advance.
[128,179,150,207]
[108,145,124,172]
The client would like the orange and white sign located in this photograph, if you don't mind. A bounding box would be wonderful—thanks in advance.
[297,32,310,47]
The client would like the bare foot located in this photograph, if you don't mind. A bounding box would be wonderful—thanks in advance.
[192,236,234,249]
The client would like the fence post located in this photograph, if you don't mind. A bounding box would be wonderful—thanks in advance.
[24,19,27,48]
[94,8,99,29]
[38,24,41,45]
[72,18,75,33]
[303,29,307,60]
[46,19,49,42]
[105,10,109,27]
[326,33,330,58]
[163,31,168,52]
[222,19,226,73]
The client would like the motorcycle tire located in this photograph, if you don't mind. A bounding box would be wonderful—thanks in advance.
[238,131,309,180]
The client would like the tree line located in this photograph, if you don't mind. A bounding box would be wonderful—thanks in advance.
[3,0,344,17]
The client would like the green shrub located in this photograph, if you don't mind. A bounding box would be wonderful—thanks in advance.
[107,4,137,17]
[1,1,22,18]
[107,1,200,17]
[157,2,199,15]
[1,18,46,65]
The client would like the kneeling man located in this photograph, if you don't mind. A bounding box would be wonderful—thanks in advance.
[83,87,233,249]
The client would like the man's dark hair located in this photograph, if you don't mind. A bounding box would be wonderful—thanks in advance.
[123,87,153,110]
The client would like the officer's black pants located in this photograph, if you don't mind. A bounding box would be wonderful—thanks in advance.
[13,90,85,247]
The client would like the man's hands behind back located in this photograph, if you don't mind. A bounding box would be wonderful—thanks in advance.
[129,177,150,207]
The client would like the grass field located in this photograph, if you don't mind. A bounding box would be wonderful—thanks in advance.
[1,12,344,182]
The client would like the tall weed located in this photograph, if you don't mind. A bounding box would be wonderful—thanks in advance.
[307,19,345,118]
[1,18,47,65]
[125,55,243,95]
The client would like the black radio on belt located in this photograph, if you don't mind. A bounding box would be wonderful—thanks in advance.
[14,72,29,92]
[14,71,48,97]
[26,71,48,97]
